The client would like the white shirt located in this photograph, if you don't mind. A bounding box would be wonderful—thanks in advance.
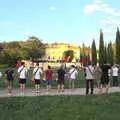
[68,68,78,79]
[0,72,2,78]
[85,65,94,79]
[108,69,111,76]
[18,66,28,79]
[112,67,119,76]
[33,67,42,79]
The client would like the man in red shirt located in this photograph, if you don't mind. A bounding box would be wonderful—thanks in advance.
[45,65,53,91]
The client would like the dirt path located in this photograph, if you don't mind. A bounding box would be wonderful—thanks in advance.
[0,87,120,97]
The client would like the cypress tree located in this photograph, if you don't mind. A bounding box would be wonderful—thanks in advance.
[107,41,114,65]
[115,27,120,64]
[99,29,105,65]
[104,44,107,64]
[91,39,97,65]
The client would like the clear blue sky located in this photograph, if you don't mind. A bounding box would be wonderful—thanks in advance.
[0,0,120,47]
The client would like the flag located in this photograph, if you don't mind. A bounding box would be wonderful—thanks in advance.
[80,55,89,63]
[16,60,21,68]
[64,56,70,62]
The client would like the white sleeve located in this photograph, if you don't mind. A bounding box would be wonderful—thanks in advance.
[33,68,36,74]
[39,68,43,74]
[25,68,28,73]
[68,69,71,74]
[17,68,20,73]
[76,70,78,74]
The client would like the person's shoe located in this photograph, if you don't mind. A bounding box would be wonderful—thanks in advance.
[20,92,23,96]
[57,90,61,93]
[62,89,64,92]
[20,92,24,96]
[91,92,93,95]
[8,93,11,96]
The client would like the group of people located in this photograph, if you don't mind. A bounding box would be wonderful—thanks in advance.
[84,62,120,95]
[3,62,78,96]
[1,61,120,96]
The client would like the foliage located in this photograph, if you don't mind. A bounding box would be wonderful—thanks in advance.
[0,43,3,52]
[107,41,114,65]
[99,29,105,65]
[104,45,107,64]
[0,36,45,66]
[91,39,97,65]
[115,27,120,64]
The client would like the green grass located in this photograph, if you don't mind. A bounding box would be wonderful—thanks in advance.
[0,93,120,120]
[0,68,85,88]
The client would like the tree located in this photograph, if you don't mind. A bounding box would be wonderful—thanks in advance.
[104,45,107,64]
[115,27,120,64]
[24,36,45,60]
[99,29,105,65]
[4,41,21,49]
[91,39,97,65]
[0,43,3,52]
[107,41,114,65]
[63,50,74,62]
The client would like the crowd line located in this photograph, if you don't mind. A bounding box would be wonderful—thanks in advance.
[0,61,120,96]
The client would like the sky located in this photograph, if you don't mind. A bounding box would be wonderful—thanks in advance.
[0,0,120,47]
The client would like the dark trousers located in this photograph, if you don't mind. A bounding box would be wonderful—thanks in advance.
[86,79,94,95]
[113,76,118,86]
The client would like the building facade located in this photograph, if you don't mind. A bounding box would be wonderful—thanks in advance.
[44,43,81,62]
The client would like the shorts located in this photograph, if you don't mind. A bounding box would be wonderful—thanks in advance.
[19,79,26,84]
[46,80,52,85]
[58,79,64,85]
[100,74,109,85]
[35,79,41,85]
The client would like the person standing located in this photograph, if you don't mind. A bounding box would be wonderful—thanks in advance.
[100,64,111,94]
[68,65,78,89]
[85,62,94,95]
[5,68,14,96]
[57,65,66,93]
[111,65,119,86]
[17,62,28,96]
[94,64,102,88]
[44,65,53,92]
[0,71,2,78]
[33,63,43,95]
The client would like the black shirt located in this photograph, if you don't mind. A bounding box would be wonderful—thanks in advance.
[101,64,111,75]
[5,69,14,80]
[57,68,65,80]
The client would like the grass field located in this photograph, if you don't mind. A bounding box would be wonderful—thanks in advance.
[0,93,120,120]
[0,67,85,89]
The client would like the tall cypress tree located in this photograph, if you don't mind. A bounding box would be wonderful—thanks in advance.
[91,39,97,65]
[115,27,120,64]
[99,29,105,65]
[104,44,107,64]
[107,41,114,65]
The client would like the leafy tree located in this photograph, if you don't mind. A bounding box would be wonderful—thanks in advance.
[25,36,45,60]
[91,39,97,65]
[99,29,105,65]
[3,41,21,49]
[0,43,3,52]
[0,36,45,66]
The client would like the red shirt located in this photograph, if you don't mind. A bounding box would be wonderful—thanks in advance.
[45,69,53,80]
